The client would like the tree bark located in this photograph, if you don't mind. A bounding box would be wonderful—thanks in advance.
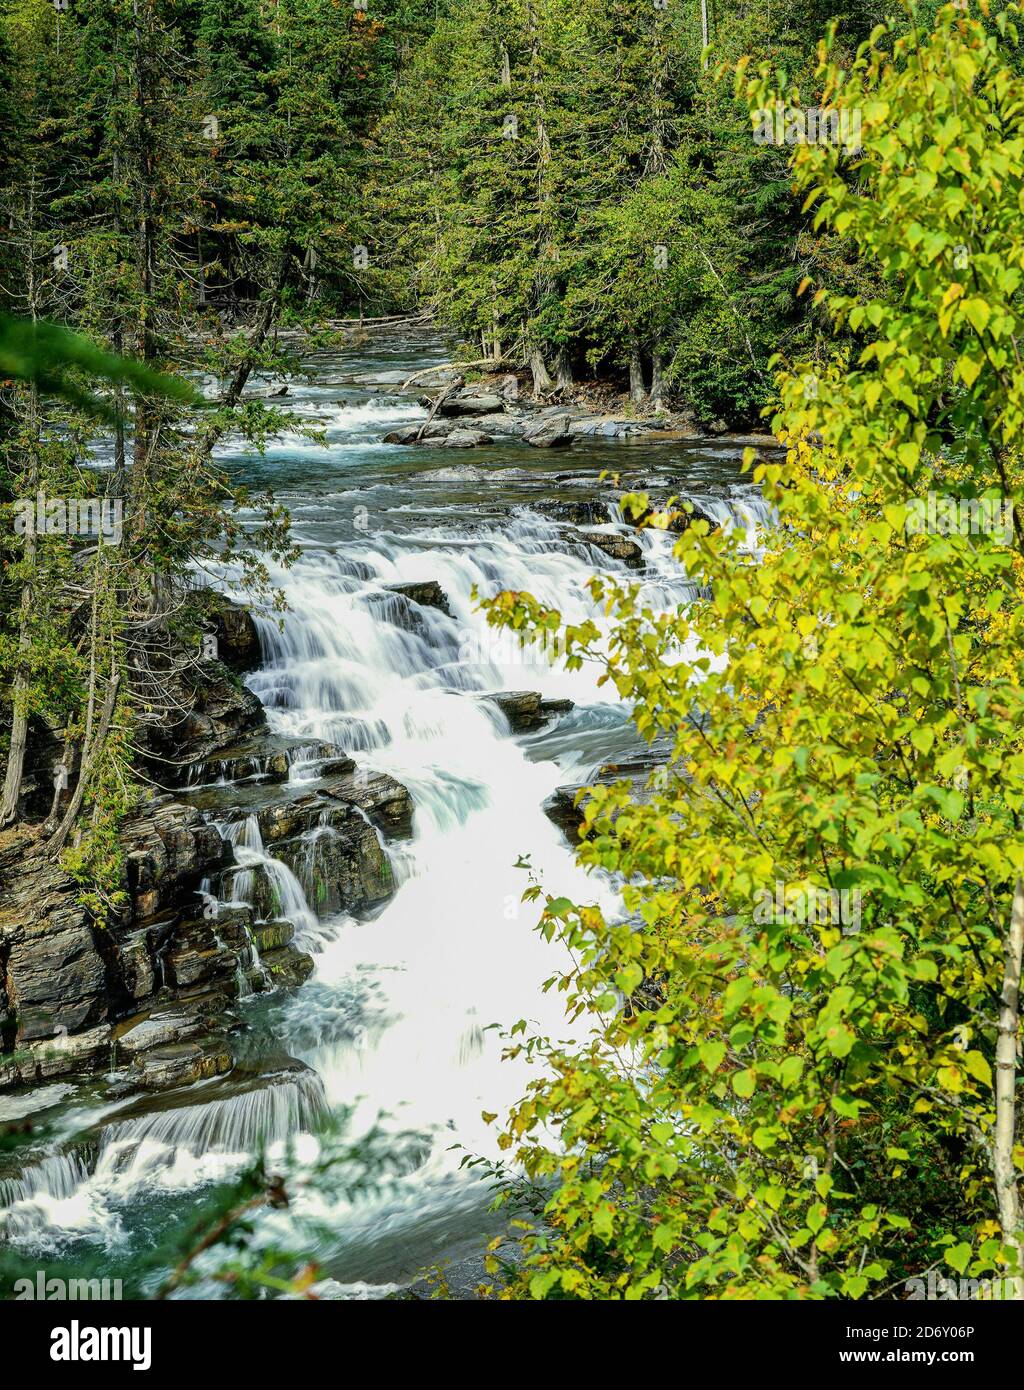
[994,877,1024,1296]
[47,671,122,858]
[650,349,667,409]
[629,345,647,405]
[555,347,573,390]
[1,174,41,826]
[529,347,554,395]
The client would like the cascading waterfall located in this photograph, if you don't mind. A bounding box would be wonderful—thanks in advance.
[222,813,319,948]
[0,1072,327,1249]
[0,344,773,1285]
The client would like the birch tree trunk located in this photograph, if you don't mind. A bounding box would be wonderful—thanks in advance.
[994,877,1024,1297]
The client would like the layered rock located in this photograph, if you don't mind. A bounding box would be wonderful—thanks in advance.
[0,589,414,1097]
[544,739,676,844]
[383,579,453,616]
[523,412,574,448]
[483,692,574,735]
[561,527,644,570]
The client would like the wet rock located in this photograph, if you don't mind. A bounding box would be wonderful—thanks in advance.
[252,921,295,953]
[416,464,488,482]
[0,1024,113,1088]
[483,691,575,734]
[262,947,316,990]
[131,1036,232,1091]
[274,819,395,916]
[115,1007,207,1057]
[523,413,574,448]
[444,428,492,448]
[384,580,453,616]
[184,766,414,846]
[637,495,720,535]
[183,733,342,788]
[200,591,262,672]
[544,741,676,843]
[533,500,611,526]
[143,659,266,780]
[122,800,233,919]
[116,928,157,1003]
[163,906,257,992]
[383,421,452,445]
[0,835,108,1044]
[318,754,359,778]
[437,392,505,417]
[561,527,644,569]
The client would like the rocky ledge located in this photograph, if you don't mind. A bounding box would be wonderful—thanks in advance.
[381,375,782,452]
[543,737,677,844]
[1,597,416,1098]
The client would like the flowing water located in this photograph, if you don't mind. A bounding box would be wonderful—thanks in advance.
[0,330,773,1295]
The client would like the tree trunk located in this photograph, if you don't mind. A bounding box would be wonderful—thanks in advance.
[530,347,554,395]
[555,347,573,390]
[994,877,1024,1297]
[47,671,122,858]
[650,349,667,409]
[629,346,647,406]
[0,175,41,826]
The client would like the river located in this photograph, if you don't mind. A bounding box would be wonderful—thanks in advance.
[0,330,770,1297]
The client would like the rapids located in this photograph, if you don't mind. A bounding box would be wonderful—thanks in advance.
[0,331,772,1294]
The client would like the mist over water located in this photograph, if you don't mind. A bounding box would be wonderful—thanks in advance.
[0,335,772,1291]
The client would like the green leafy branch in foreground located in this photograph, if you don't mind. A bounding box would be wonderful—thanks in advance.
[0,313,197,419]
[476,3,1024,1301]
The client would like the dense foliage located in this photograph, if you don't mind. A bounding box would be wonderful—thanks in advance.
[480,5,1024,1299]
[2,0,1023,1305]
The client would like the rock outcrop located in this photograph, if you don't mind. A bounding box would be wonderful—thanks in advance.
[483,691,574,734]
[384,579,453,616]
[544,739,676,843]
[0,592,415,1099]
[523,412,575,448]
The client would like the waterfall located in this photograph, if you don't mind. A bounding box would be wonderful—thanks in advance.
[0,348,774,1281]
[221,813,320,947]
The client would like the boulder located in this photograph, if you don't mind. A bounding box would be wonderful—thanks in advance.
[0,1024,113,1088]
[523,413,575,448]
[383,421,451,445]
[384,580,453,616]
[437,393,505,417]
[483,691,575,734]
[443,428,492,448]
[131,1036,232,1091]
[262,947,316,990]
[562,528,644,569]
[533,500,611,526]
[202,592,262,672]
[544,740,676,843]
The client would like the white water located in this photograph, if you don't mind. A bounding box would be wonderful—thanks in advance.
[0,351,774,1284]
